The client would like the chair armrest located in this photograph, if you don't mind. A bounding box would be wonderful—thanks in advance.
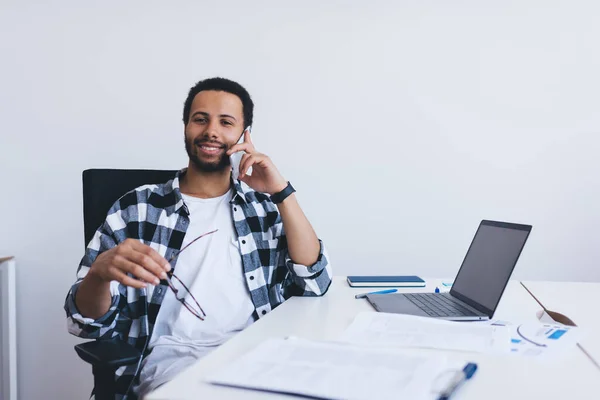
[75,338,141,369]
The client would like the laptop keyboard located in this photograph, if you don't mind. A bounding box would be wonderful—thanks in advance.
[403,293,478,318]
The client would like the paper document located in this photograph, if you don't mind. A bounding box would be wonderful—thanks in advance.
[489,320,582,357]
[207,337,450,400]
[340,312,510,353]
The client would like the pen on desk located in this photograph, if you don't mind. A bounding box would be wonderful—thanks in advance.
[437,362,478,400]
[354,289,397,299]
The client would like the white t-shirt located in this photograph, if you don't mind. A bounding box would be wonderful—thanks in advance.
[135,189,255,397]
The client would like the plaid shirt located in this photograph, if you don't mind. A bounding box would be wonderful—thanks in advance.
[64,169,332,399]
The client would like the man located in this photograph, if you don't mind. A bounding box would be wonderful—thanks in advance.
[64,77,332,399]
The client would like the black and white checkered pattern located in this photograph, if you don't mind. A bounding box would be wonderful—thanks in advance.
[64,169,332,399]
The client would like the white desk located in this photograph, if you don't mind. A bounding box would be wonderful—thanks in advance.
[522,280,600,369]
[147,278,599,400]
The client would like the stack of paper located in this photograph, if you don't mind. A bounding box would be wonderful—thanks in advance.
[208,337,451,400]
[339,312,510,354]
[207,313,513,399]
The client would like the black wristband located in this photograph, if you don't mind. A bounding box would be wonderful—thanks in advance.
[271,182,296,204]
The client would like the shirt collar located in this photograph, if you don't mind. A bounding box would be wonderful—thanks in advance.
[231,177,252,204]
[171,169,187,213]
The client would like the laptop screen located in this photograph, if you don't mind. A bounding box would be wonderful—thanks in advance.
[450,220,532,316]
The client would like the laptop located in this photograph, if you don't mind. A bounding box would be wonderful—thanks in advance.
[366,220,532,321]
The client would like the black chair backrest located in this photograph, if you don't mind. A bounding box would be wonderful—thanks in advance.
[82,169,178,247]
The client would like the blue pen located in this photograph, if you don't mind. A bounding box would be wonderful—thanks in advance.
[437,363,478,400]
[354,288,397,299]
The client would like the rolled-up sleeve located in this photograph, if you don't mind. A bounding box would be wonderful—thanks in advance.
[65,278,123,339]
[283,239,332,297]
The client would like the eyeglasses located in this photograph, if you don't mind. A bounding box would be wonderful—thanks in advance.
[163,229,218,321]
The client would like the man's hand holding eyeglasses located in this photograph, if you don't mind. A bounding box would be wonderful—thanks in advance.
[88,239,171,288]
[75,240,171,319]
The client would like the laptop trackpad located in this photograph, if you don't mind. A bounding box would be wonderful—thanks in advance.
[366,293,429,317]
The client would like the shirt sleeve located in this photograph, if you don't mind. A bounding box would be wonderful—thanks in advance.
[282,238,333,297]
[64,211,129,340]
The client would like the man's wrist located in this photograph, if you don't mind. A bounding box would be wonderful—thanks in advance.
[270,180,289,195]
[271,181,296,204]
[86,267,109,286]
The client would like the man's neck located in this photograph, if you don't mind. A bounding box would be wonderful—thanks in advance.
[180,163,232,199]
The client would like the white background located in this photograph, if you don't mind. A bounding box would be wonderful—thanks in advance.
[1,1,599,398]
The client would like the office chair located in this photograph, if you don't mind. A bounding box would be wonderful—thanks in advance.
[74,169,178,400]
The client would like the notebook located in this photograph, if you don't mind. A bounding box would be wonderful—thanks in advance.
[347,275,425,288]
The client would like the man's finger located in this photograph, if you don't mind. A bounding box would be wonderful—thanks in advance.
[238,153,251,177]
[239,154,258,178]
[226,142,253,155]
[115,256,162,285]
[128,241,170,271]
[244,130,253,144]
[112,269,148,289]
[124,249,167,281]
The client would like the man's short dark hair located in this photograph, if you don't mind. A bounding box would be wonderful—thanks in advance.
[183,77,254,128]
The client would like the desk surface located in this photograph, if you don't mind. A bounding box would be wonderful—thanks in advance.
[148,278,599,400]
[522,280,600,369]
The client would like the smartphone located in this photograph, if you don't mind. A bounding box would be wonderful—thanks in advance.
[230,126,251,180]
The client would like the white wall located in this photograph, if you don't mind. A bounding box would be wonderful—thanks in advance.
[1,0,599,398]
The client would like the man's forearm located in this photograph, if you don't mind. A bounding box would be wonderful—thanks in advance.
[75,272,113,319]
[277,194,320,266]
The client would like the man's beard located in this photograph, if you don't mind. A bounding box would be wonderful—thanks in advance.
[185,136,231,172]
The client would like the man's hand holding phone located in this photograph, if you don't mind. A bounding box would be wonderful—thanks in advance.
[226,128,288,195]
